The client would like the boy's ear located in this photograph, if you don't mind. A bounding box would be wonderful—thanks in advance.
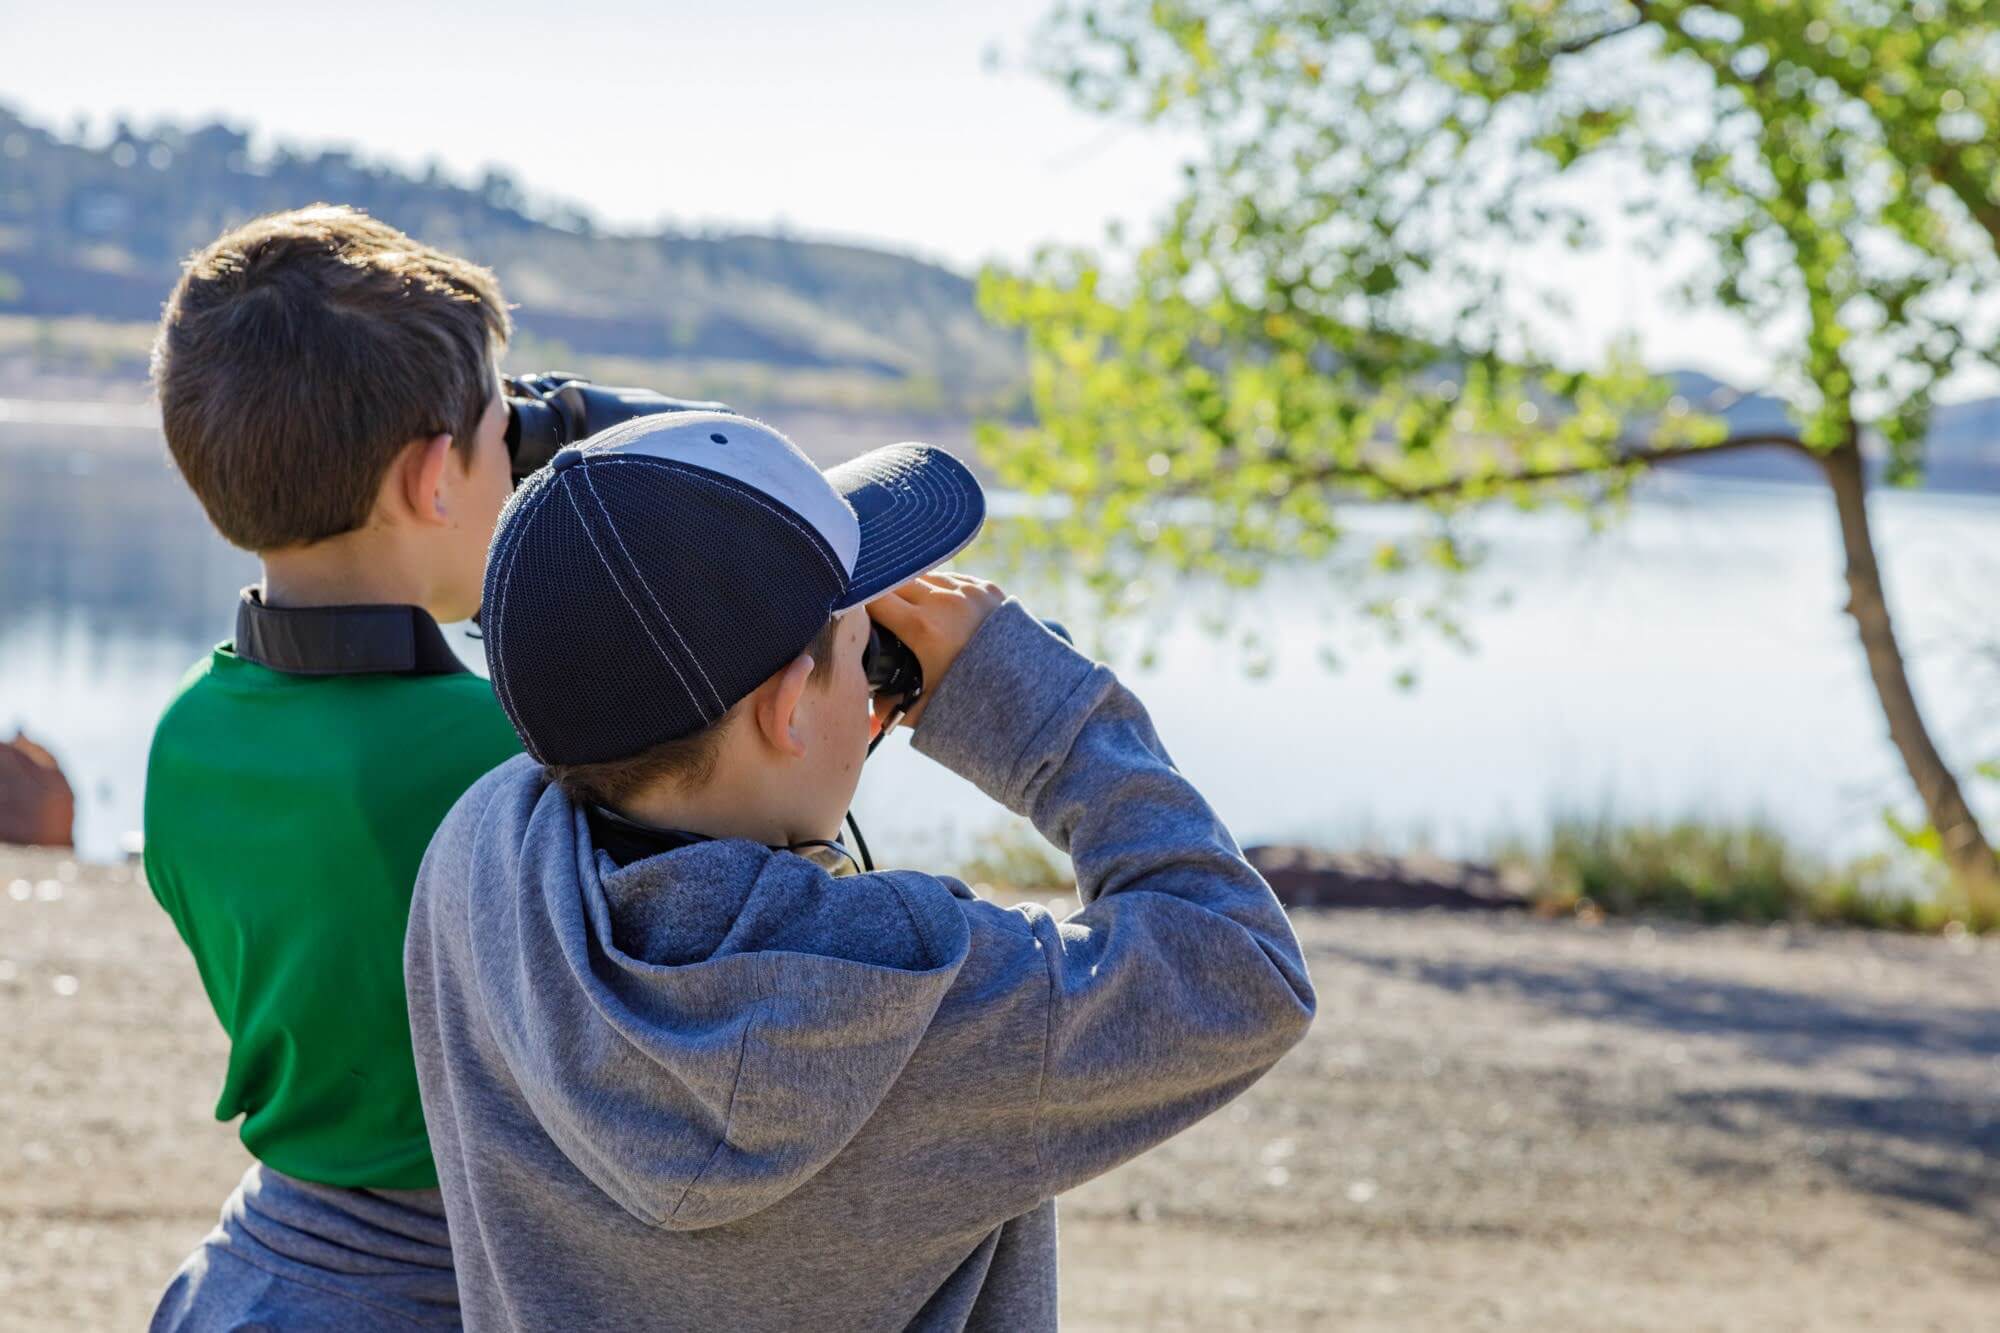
[389,433,456,527]
[751,653,815,760]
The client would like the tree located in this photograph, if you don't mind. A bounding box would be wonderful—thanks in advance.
[978,0,2000,908]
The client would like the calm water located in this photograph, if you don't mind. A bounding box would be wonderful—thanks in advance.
[4,428,1997,865]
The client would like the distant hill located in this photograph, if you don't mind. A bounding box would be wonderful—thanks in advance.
[0,103,1021,408]
[1660,371,2000,493]
[0,102,1993,489]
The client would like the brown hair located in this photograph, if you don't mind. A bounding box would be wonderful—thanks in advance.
[151,204,511,551]
[546,615,844,808]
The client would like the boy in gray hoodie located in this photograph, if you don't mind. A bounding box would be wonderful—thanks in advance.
[405,411,1316,1331]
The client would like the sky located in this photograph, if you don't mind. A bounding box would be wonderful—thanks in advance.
[5,0,1969,395]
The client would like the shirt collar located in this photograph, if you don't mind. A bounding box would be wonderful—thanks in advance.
[232,586,470,677]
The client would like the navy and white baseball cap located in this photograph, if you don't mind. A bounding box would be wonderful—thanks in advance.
[481,410,985,766]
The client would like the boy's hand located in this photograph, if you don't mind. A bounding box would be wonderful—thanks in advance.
[865,573,1007,731]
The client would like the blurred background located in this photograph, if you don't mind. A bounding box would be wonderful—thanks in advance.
[2,3,1996,1328]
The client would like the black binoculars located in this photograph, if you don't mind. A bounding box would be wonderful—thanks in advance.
[864,620,1070,711]
[503,372,730,479]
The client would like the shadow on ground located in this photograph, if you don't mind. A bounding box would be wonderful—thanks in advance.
[1328,943,2000,1067]
[1327,940,2000,1239]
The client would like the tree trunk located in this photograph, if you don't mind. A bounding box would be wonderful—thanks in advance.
[1820,436,2000,909]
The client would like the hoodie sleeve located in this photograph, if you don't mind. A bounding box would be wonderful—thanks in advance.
[911,600,1316,1198]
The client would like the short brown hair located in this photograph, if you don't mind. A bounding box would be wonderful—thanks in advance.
[152,204,511,551]
[547,615,843,809]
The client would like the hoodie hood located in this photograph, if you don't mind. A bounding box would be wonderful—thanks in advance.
[461,757,972,1230]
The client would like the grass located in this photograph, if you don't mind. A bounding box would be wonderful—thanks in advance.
[0,314,157,377]
[0,317,1008,418]
[949,820,1076,898]
[505,328,992,418]
[1499,816,1995,935]
[941,814,1995,935]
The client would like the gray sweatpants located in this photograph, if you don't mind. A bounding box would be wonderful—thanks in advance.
[150,1163,460,1331]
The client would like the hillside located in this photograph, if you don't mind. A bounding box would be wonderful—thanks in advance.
[1663,371,2000,493]
[0,103,1022,411]
[1,101,1994,487]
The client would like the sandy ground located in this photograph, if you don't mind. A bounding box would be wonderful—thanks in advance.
[2,846,1996,1331]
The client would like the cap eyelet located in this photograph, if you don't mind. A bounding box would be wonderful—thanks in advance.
[709,433,729,444]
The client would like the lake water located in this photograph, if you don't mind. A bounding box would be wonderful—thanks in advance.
[4,426,1997,867]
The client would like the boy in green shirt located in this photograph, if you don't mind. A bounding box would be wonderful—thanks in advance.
[142,205,519,1329]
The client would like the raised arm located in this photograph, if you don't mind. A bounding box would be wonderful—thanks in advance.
[872,579,1316,1197]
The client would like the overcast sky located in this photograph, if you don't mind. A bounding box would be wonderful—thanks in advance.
[12,0,1989,398]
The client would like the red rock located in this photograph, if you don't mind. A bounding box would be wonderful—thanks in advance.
[0,731,75,848]
[1246,844,1529,912]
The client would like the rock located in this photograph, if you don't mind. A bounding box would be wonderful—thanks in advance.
[1245,844,1530,912]
[0,731,76,848]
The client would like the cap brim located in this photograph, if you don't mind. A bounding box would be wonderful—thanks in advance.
[824,443,986,609]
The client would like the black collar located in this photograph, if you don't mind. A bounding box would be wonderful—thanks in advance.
[584,803,865,875]
[233,587,469,677]
[585,803,711,868]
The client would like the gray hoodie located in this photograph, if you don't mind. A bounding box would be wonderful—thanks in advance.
[405,601,1315,1331]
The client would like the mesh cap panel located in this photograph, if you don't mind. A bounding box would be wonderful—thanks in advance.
[483,454,845,765]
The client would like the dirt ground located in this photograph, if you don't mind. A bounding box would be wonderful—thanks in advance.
[3,846,1996,1331]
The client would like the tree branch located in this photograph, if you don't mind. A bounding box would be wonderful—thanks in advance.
[1548,3,1652,58]
[1919,141,2000,254]
[1299,432,1808,502]
[1551,19,1645,57]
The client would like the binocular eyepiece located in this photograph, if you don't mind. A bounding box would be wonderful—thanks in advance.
[863,620,1070,711]
[503,372,731,479]
[862,624,926,704]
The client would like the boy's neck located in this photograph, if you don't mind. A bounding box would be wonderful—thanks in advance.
[260,529,452,620]
[616,776,820,854]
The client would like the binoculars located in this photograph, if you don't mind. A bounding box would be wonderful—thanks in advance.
[503,372,730,480]
[865,620,1070,711]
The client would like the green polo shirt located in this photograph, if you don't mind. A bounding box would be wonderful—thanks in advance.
[143,620,521,1190]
